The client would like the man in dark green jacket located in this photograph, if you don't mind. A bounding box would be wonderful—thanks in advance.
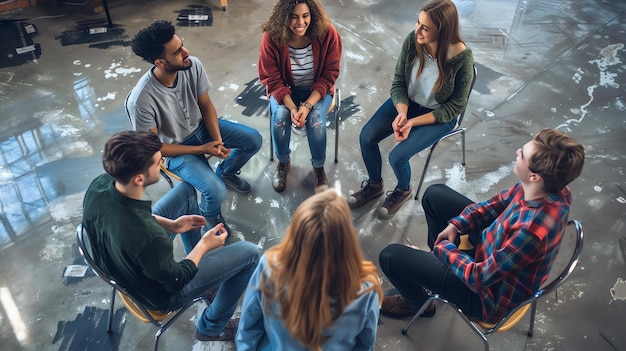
[83,131,260,341]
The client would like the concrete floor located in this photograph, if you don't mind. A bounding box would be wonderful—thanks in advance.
[0,0,625,350]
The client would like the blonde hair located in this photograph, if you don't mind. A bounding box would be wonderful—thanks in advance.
[261,189,382,350]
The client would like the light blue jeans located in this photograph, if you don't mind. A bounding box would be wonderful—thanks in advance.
[151,181,202,254]
[359,98,456,190]
[152,182,261,335]
[166,120,262,220]
[269,88,333,168]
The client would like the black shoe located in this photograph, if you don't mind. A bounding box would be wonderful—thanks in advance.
[313,166,329,193]
[221,174,251,193]
[206,214,231,241]
[347,180,384,209]
[272,162,291,192]
[195,318,239,341]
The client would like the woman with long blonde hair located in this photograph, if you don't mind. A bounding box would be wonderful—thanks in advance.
[236,189,382,350]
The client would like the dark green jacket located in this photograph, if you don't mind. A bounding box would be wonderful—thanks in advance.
[391,31,474,123]
[82,174,197,310]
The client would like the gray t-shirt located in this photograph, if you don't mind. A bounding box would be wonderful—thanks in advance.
[126,56,212,144]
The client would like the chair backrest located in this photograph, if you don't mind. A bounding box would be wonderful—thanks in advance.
[456,63,478,128]
[531,219,584,299]
[76,224,170,323]
[481,219,583,333]
[124,90,135,130]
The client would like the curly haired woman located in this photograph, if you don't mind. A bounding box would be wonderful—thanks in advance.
[259,0,342,193]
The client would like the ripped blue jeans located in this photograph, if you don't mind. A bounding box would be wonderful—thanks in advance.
[269,88,333,168]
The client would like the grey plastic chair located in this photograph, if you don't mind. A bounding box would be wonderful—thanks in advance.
[401,219,584,351]
[414,63,478,200]
[76,224,209,351]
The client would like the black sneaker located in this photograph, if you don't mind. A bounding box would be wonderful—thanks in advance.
[206,214,231,241]
[347,180,384,209]
[221,174,251,194]
[195,318,239,342]
[378,187,412,219]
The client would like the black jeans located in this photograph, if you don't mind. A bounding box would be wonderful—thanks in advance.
[378,184,483,319]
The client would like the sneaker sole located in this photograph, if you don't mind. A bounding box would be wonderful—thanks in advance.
[347,189,384,209]
[377,190,412,219]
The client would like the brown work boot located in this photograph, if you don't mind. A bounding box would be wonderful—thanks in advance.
[313,166,329,193]
[347,180,384,209]
[378,187,412,219]
[272,162,291,192]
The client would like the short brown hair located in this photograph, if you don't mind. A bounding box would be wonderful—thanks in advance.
[102,131,162,185]
[530,128,585,193]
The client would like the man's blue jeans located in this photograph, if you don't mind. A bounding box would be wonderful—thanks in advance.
[269,88,333,168]
[359,98,456,190]
[152,181,261,335]
[166,120,262,220]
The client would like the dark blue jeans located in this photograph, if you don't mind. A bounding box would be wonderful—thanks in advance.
[379,184,483,320]
[359,98,456,190]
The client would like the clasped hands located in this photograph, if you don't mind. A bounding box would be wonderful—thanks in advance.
[392,113,412,142]
[202,140,231,158]
[291,105,311,128]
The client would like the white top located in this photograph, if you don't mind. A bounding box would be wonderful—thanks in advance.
[289,43,315,88]
[407,54,440,110]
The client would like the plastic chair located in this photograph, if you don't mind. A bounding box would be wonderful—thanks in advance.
[76,224,209,351]
[269,88,341,164]
[401,219,584,351]
[414,63,478,200]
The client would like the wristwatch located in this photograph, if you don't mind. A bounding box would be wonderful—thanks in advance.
[300,101,313,110]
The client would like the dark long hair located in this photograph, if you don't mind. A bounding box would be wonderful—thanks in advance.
[414,0,464,91]
[262,0,330,46]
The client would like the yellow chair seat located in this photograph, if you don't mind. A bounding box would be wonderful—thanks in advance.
[117,291,171,323]
[474,303,531,332]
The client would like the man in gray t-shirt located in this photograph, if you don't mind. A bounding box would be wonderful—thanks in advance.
[126,20,262,234]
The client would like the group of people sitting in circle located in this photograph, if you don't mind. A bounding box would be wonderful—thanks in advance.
[82,0,586,349]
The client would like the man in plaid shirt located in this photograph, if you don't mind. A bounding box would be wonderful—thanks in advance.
[378,128,585,323]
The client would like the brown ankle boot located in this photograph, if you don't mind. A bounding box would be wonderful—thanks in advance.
[272,162,291,192]
[313,166,328,193]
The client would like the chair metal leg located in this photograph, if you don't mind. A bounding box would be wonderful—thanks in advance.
[269,108,274,162]
[460,129,466,166]
[527,300,537,337]
[107,287,115,333]
[401,297,436,335]
[334,88,341,163]
[414,142,439,201]
[160,169,174,189]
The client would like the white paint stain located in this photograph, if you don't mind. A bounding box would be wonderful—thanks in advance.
[72,60,81,65]
[610,278,626,300]
[557,43,624,131]
[257,236,266,249]
[617,196,626,204]
[230,195,237,211]
[352,0,381,7]
[217,83,239,91]
[96,92,117,101]
[593,185,603,193]
[254,196,263,204]
[445,162,513,201]
[104,61,141,79]
[270,199,279,208]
